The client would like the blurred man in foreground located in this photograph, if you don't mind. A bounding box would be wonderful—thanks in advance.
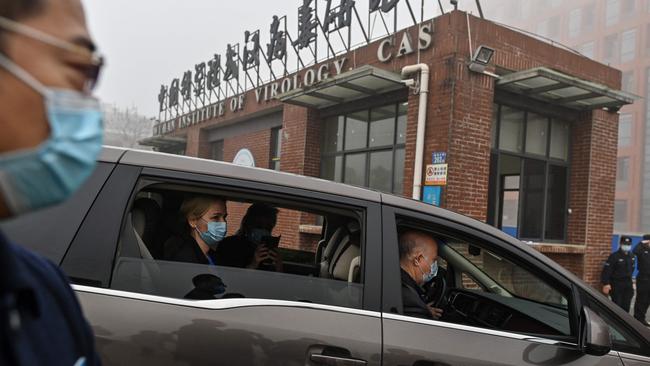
[0,0,103,364]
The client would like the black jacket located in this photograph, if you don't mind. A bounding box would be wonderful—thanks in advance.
[214,234,256,268]
[400,269,433,320]
[634,243,650,279]
[601,249,636,284]
[163,233,216,265]
[0,231,100,366]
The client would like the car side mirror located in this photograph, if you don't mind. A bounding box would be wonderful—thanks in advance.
[581,307,612,356]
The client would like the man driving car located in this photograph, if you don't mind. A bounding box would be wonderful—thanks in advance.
[399,229,444,320]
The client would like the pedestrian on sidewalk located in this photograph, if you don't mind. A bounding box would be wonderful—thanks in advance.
[634,234,650,326]
[602,235,636,312]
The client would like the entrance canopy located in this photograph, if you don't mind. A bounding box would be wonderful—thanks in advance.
[496,67,637,111]
[278,65,406,109]
[139,135,187,150]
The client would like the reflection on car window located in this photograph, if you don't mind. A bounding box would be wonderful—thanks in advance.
[448,242,568,309]
[110,183,364,309]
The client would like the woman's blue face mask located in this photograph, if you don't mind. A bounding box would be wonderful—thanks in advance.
[195,218,227,250]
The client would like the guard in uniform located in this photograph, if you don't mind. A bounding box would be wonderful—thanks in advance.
[634,234,650,326]
[602,236,636,312]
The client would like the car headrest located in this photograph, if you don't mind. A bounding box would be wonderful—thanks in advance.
[132,198,161,242]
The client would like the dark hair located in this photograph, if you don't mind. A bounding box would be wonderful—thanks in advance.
[0,0,46,50]
[241,203,278,231]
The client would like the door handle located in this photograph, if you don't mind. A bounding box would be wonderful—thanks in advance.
[310,353,368,366]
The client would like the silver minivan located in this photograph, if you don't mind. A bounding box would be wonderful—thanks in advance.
[3,146,649,365]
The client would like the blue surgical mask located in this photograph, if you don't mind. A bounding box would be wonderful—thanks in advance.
[196,220,227,250]
[0,53,103,215]
[621,245,632,253]
[417,257,438,283]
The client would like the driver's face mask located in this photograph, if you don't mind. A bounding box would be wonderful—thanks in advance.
[416,256,438,283]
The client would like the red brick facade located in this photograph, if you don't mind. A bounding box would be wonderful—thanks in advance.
[159,11,624,287]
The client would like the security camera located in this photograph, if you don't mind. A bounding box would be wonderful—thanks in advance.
[450,0,458,5]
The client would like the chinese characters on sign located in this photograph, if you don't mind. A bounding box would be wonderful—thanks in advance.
[425,164,448,186]
[432,152,447,164]
[155,0,435,135]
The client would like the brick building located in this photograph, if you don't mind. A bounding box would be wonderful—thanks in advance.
[142,10,634,286]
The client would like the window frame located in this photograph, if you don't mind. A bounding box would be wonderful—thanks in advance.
[489,104,571,243]
[381,204,581,343]
[320,102,407,195]
[107,166,383,311]
[211,139,224,161]
[270,127,282,171]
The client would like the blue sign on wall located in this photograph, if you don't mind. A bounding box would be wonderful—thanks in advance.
[432,152,447,164]
[423,186,442,206]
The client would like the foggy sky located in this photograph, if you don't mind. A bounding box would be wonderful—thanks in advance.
[82,0,482,118]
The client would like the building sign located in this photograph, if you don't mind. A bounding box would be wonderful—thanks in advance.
[233,148,256,167]
[432,151,447,164]
[423,186,442,206]
[153,0,435,136]
[425,163,448,186]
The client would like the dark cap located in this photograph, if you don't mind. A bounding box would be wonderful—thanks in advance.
[643,234,650,243]
[620,236,632,245]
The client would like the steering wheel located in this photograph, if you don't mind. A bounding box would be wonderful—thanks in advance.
[425,273,447,308]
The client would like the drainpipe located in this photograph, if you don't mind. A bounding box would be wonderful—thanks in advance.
[401,64,430,201]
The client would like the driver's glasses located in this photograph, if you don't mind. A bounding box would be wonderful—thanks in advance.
[0,16,104,93]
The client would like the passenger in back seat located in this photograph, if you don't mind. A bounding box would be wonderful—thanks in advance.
[163,194,228,266]
[215,203,283,271]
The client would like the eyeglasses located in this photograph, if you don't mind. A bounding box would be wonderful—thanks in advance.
[0,16,104,92]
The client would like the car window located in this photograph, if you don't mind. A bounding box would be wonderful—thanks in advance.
[447,241,568,309]
[392,217,574,340]
[109,181,365,309]
[0,162,114,264]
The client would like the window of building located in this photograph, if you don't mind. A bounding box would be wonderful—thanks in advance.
[321,102,407,195]
[604,34,620,63]
[211,140,224,161]
[621,29,637,62]
[617,157,630,187]
[578,41,596,59]
[270,127,282,171]
[583,3,596,32]
[614,200,629,231]
[622,70,636,93]
[623,0,636,15]
[606,0,621,26]
[569,8,582,38]
[618,114,633,146]
[489,104,570,242]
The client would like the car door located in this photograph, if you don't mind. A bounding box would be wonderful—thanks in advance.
[63,162,382,366]
[380,203,625,366]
